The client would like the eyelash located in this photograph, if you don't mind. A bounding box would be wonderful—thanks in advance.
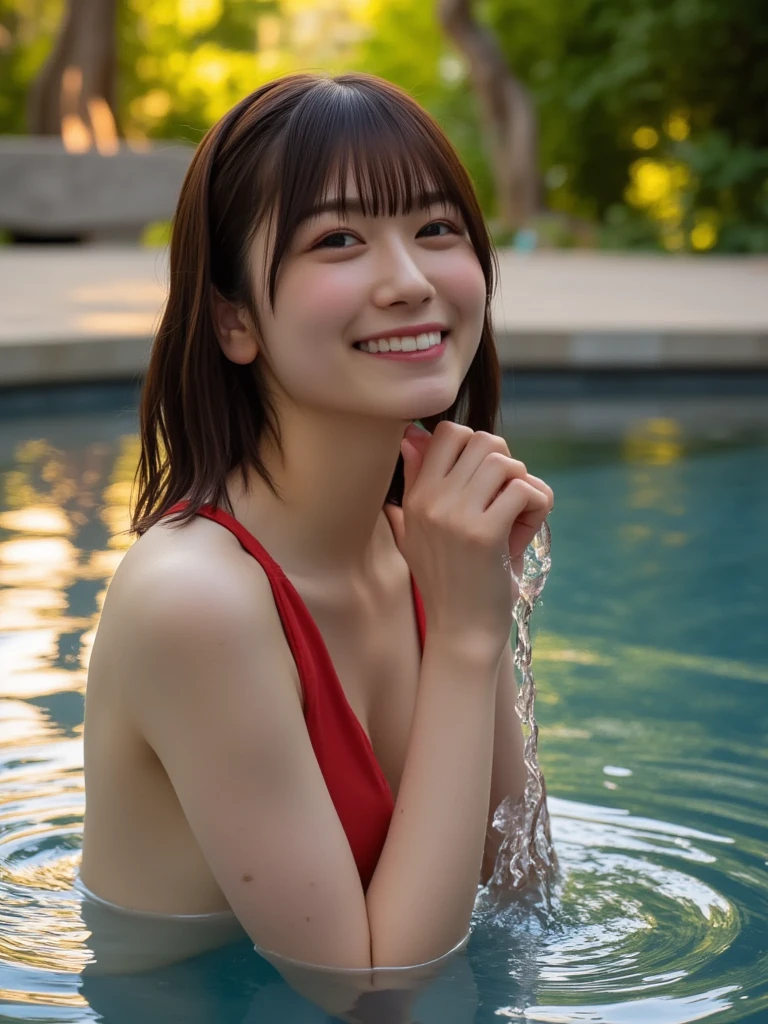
[313,220,460,250]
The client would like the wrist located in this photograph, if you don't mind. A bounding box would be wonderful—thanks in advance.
[423,630,505,676]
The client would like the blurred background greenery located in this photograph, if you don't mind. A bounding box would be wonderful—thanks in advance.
[1,0,767,253]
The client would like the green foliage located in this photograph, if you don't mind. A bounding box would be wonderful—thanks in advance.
[1,0,766,251]
[484,0,768,251]
[0,0,64,132]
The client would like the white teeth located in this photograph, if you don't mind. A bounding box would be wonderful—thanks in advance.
[357,331,444,354]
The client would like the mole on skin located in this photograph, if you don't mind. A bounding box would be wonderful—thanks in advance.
[242,873,253,882]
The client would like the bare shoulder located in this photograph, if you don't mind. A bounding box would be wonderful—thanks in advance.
[107,513,270,631]
[92,513,291,708]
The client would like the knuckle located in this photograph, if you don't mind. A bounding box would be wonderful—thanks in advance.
[476,431,511,457]
[483,451,510,471]
[421,502,445,528]
[434,419,471,440]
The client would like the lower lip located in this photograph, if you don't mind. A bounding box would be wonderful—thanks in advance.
[354,335,448,361]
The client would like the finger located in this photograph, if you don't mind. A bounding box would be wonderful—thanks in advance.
[523,474,555,509]
[446,431,517,494]
[402,422,432,454]
[460,452,529,513]
[408,420,474,492]
[483,478,551,551]
[399,437,425,499]
[383,502,405,554]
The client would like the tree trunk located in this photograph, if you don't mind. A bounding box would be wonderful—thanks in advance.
[26,0,120,143]
[437,0,539,233]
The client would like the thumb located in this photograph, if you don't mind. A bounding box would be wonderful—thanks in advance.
[383,501,405,554]
[386,431,426,555]
[400,434,426,502]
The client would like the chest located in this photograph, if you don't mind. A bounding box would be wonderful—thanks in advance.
[295,569,422,803]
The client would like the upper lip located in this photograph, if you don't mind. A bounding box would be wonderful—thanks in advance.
[354,322,449,344]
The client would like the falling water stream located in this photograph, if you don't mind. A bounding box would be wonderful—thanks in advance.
[485,520,558,903]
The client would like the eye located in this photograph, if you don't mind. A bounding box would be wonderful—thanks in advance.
[418,220,459,238]
[313,230,359,250]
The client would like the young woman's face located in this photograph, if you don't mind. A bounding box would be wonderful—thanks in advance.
[248,172,487,424]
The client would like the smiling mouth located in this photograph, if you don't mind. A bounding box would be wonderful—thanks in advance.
[353,330,449,354]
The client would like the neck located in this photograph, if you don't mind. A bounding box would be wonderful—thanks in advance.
[228,408,410,579]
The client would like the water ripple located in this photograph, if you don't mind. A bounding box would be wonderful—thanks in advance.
[472,796,767,1023]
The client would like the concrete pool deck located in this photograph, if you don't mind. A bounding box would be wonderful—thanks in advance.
[1,246,767,386]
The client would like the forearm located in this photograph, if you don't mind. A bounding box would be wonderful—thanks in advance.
[366,636,501,967]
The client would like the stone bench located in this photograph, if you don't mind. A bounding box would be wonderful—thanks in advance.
[0,136,193,242]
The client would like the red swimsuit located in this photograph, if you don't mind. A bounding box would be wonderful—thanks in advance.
[163,501,426,891]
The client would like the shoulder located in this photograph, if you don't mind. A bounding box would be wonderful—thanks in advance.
[98,512,281,668]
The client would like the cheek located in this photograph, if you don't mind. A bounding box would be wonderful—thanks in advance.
[282,265,363,329]
[439,250,487,319]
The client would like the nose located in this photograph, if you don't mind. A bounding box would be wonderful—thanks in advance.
[371,236,437,309]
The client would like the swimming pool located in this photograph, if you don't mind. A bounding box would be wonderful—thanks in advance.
[1,378,766,1023]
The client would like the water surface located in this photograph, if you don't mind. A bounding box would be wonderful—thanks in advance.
[0,381,766,1023]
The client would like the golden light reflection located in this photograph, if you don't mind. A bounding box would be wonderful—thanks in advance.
[0,987,90,1009]
[536,631,768,686]
[0,588,67,632]
[0,430,140,981]
[623,418,684,465]
[101,435,141,551]
[0,507,73,535]
[0,699,53,746]
[0,628,87,698]
[547,725,593,740]
[662,532,689,547]
[0,536,78,589]
[0,430,138,712]
[535,641,611,666]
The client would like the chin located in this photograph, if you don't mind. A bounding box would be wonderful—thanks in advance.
[396,391,460,422]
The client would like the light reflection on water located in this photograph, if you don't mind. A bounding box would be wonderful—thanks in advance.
[0,387,767,1023]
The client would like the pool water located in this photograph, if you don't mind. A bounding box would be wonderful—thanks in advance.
[0,382,767,1023]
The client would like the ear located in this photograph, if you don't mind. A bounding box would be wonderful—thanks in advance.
[211,286,259,365]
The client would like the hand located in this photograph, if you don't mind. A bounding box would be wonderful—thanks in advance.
[385,422,553,662]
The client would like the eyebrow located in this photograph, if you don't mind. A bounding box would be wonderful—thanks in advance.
[299,189,455,225]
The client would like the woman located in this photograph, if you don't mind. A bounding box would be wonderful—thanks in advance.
[76,69,553,995]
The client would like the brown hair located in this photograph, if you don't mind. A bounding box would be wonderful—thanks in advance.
[131,71,501,535]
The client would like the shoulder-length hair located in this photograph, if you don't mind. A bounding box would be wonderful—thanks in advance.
[131,71,501,535]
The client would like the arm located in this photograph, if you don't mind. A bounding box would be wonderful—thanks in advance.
[366,636,500,967]
[124,557,500,971]
[480,639,527,886]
